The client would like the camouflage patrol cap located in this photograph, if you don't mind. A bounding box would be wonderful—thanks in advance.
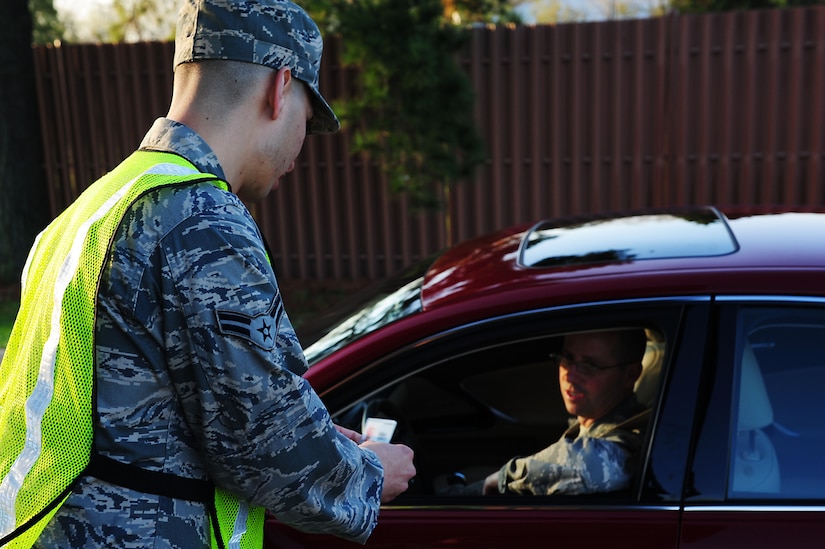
[174,0,340,134]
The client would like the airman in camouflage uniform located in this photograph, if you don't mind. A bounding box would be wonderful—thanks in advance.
[494,396,648,494]
[30,0,416,546]
[484,329,649,496]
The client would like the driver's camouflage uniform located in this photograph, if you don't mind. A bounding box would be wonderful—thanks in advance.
[496,395,648,495]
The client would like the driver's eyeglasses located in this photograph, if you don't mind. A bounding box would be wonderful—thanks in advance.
[549,351,631,378]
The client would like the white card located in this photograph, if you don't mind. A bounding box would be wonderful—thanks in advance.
[363,417,397,443]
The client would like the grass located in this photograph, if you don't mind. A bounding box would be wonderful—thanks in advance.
[0,298,19,348]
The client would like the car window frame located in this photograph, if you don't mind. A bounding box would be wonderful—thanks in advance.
[689,296,825,506]
[642,300,714,503]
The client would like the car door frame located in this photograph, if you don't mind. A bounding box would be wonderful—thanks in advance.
[680,296,825,549]
[266,295,716,548]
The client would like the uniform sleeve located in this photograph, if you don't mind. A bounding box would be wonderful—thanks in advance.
[158,200,383,543]
[498,435,633,496]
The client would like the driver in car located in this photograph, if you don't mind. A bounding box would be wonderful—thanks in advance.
[481,328,649,496]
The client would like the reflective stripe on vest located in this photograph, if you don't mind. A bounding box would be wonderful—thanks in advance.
[0,151,264,548]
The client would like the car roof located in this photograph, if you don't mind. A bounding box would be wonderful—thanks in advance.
[421,206,825,311]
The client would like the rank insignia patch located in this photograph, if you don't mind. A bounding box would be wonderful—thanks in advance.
[216,296,284,351]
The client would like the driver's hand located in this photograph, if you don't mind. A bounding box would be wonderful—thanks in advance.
[482,471,500,495]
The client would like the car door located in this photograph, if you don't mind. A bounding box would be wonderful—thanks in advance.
[266,298,713,548]
[680,298,825,549]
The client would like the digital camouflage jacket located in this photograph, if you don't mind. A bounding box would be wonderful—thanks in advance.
[36,118,383,548]
[498,395,648,495]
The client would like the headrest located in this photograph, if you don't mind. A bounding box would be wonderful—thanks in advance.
[635,335,664,407]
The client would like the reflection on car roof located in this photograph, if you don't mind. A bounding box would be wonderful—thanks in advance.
[521,207,738,269]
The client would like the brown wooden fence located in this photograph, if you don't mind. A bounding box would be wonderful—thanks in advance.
[32,6,825,281]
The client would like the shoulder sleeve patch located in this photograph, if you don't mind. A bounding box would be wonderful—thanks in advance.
[216,295,285,351]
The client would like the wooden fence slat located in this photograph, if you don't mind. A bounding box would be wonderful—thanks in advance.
[807,9,825,204]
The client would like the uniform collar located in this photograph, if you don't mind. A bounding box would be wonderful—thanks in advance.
[139,118,227,182]
[564,394,646,440]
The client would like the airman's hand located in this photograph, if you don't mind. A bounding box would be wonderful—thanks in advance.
[361,441,416,502]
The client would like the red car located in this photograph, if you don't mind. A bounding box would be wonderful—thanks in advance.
[266,206,825,548]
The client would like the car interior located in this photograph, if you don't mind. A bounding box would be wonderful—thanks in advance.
[729,308,825,500]
[332,326,667,500]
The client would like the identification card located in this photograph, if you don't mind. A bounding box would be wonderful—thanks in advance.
[363,417,398,443]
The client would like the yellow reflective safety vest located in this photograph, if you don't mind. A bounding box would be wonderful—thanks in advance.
[0,151,265,548]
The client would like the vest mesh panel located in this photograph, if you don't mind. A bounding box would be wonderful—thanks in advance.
[212,488,266,548]
[0,152,262,548]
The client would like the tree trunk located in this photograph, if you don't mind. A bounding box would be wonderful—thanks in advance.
[0,0,50,286]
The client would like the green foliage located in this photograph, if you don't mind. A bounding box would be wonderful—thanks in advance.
[31,0,176,43]
[28,0,64,44]
[449,0,525,23]
[530,0,590,22]
[307,0,489,209]
[105,0,177,43]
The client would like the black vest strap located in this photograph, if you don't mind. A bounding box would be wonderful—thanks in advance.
[85,453,228,548]
[85,452,214,503]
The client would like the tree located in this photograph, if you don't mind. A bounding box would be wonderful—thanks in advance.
[29,0,64,45]
[0,0,50,285]
[41,0,176,43]
[307,0,490,210]
[530,0,590,21]
[444,0,525,22]
[524,0,658,22]
[104,0,177,42]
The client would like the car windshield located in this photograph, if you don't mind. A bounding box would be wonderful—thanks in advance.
[302,257,435,366]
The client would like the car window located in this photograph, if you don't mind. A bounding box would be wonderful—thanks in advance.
[303,276,423,364]
[728,306,825,500]
[300,254,439,363]
[328,311,674,502]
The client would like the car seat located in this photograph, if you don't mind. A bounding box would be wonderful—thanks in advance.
[634,330,665,408]
[730,343,780,493]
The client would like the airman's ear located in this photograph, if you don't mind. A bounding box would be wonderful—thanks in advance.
[267,67,293,121]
